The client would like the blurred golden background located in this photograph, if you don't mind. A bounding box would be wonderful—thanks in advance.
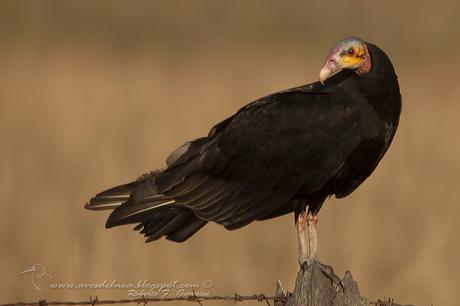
[1,1,459,305]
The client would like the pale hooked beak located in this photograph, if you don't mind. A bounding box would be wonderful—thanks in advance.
[319,57,341,84]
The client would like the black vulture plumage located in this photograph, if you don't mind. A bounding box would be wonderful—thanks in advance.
[85,37,401,262]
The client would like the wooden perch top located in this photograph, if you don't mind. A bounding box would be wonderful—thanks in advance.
[275,261,414,306]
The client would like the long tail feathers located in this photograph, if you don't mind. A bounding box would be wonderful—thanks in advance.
[106,198,175,228]
[85,181,140,210]
[85,170,207,242]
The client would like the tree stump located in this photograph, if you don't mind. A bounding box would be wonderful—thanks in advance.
[275,261,369,306]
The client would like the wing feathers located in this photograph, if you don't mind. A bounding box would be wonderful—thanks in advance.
[85,181,139,210]
[87,83,373,242]
[166,218,207,242]
[133,207,208,243]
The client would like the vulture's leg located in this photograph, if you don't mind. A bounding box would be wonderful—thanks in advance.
[296,211,318,264]
[296,211,344,289]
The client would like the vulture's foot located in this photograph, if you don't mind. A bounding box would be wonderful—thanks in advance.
[315,261,345,291]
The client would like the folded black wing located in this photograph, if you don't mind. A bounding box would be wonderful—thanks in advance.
[155,84,379,229]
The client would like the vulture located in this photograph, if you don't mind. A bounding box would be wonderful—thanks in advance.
[85,37,401,265]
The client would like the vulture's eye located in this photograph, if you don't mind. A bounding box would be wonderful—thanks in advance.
[347,48,355,55]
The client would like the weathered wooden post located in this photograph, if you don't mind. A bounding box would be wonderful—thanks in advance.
[275,261,368,306]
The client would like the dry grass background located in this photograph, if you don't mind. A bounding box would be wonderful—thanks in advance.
[1,1,459,305]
